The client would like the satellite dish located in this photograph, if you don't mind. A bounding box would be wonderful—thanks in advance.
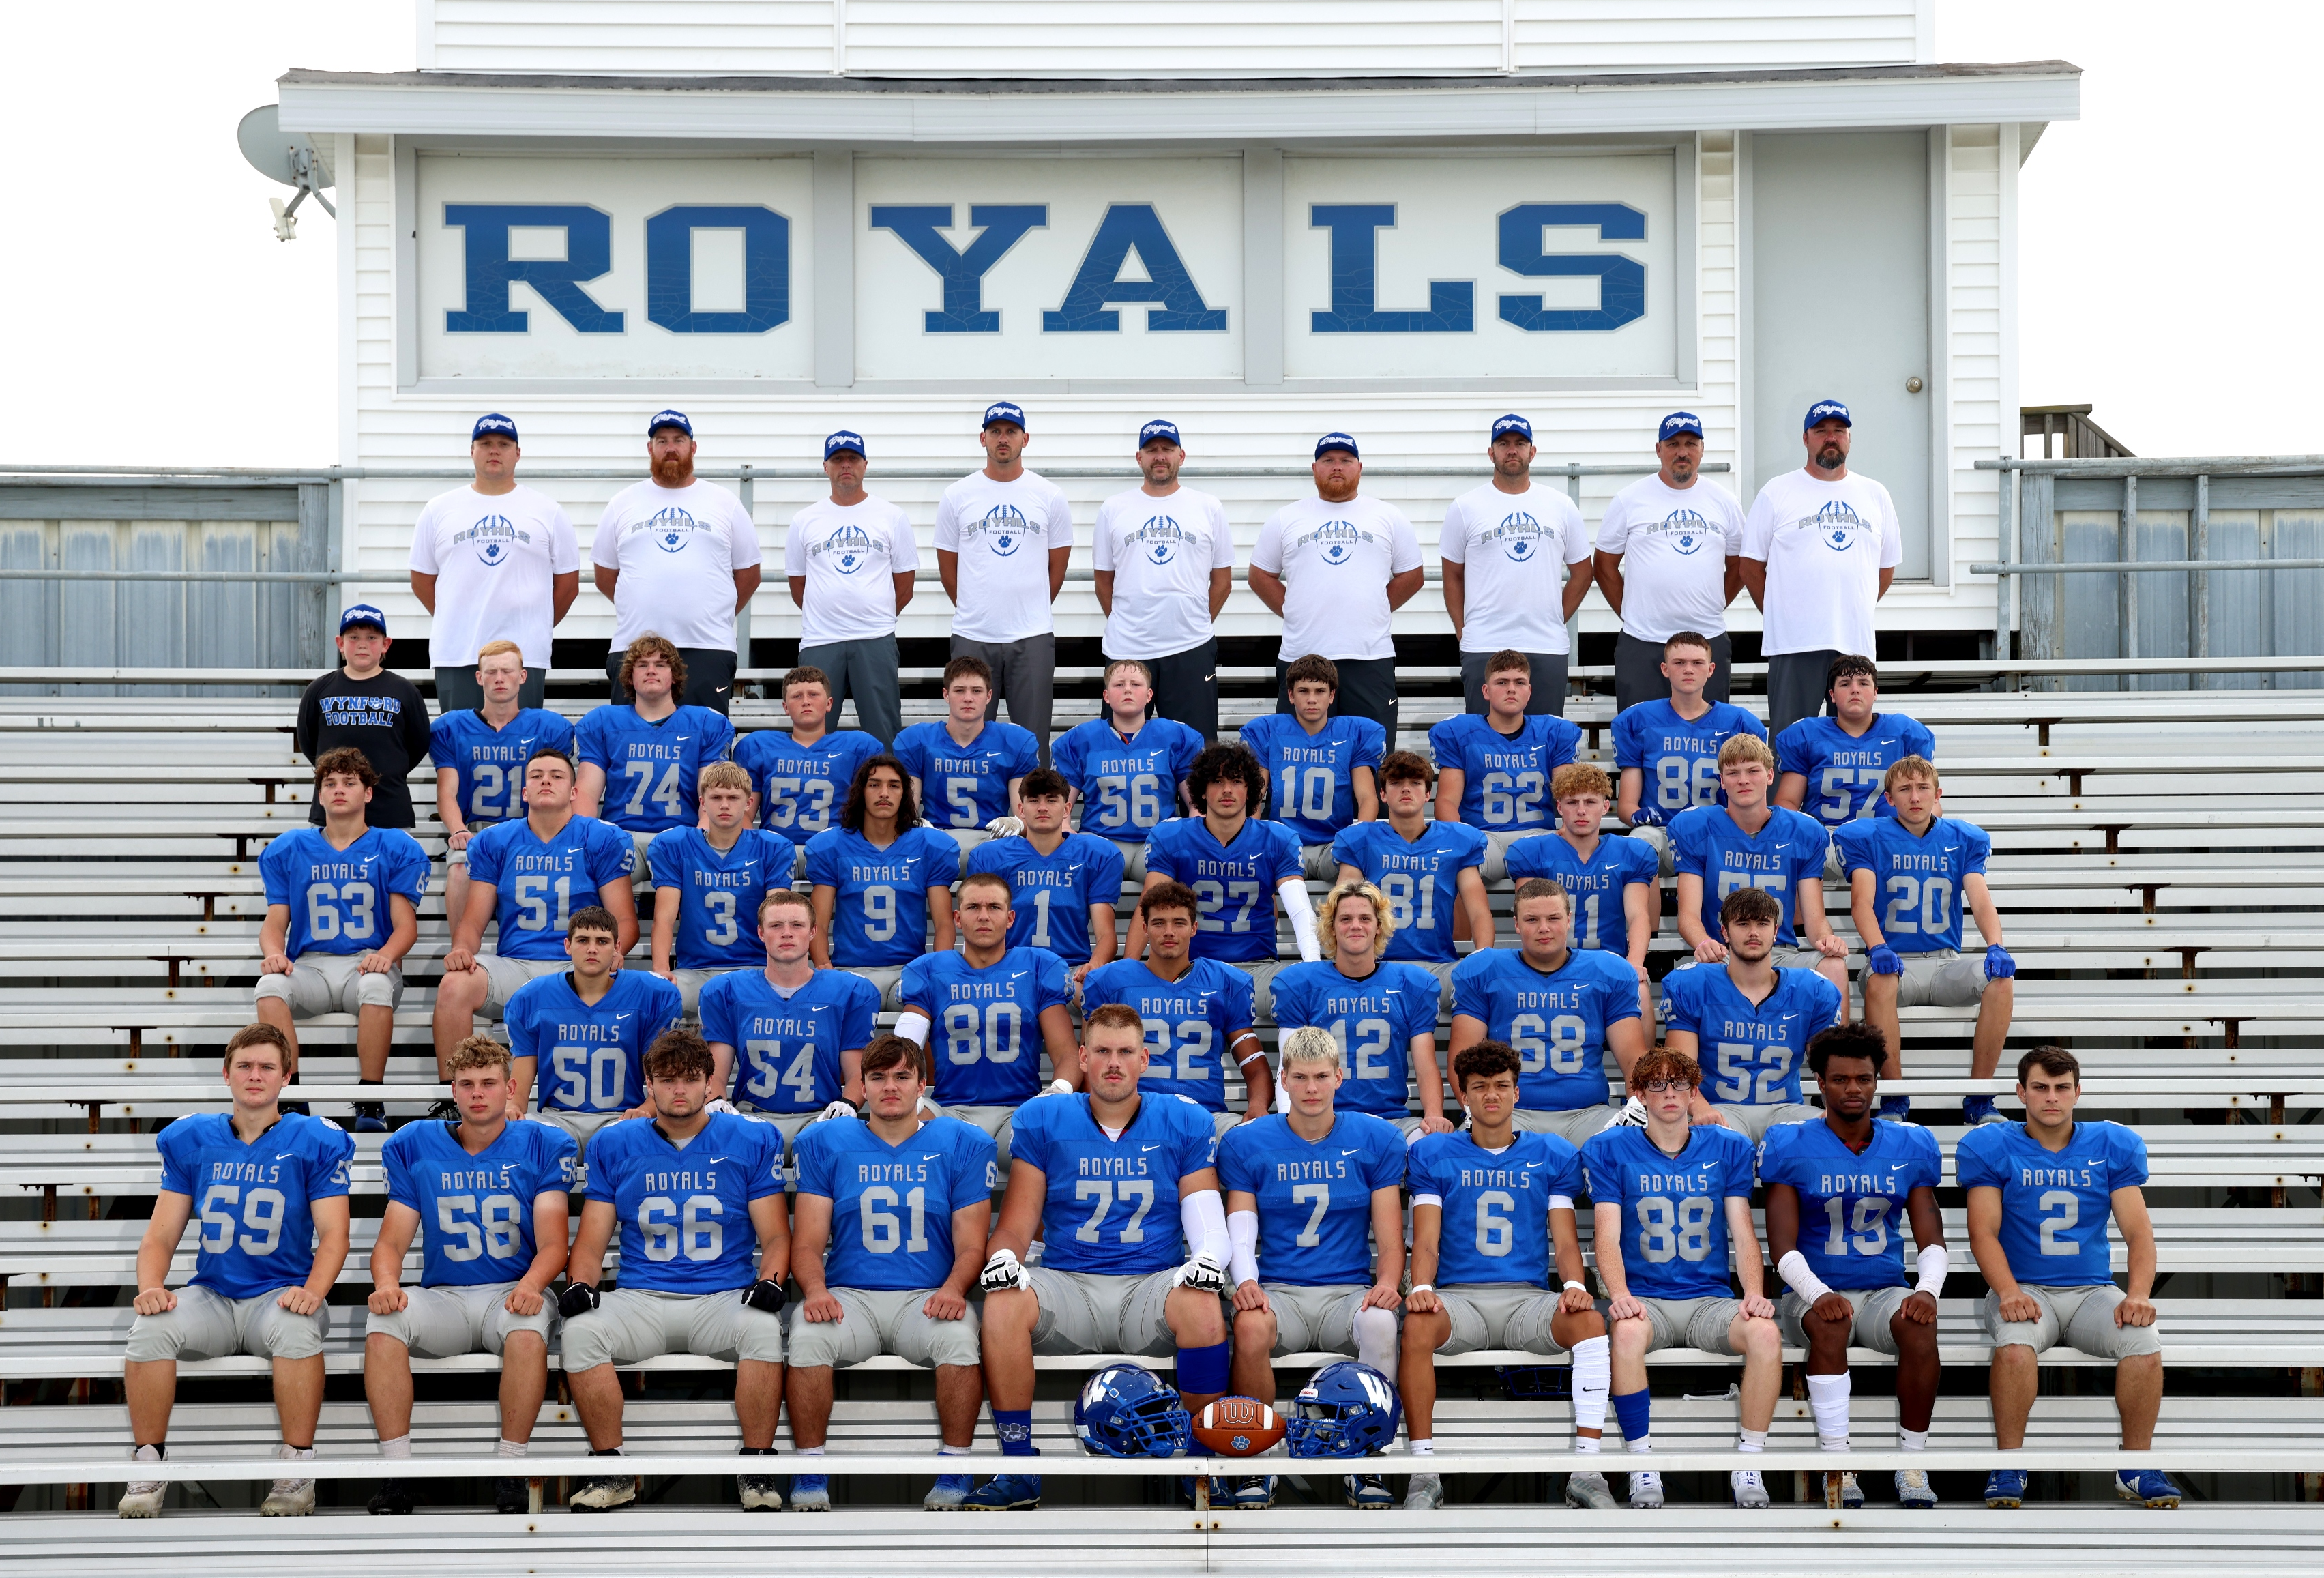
[237,105,334,241]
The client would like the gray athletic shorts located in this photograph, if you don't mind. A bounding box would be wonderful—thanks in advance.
[624,828,656,881]
[729,1107,826,1185]
[1769,944,1834,974]
[1822,843,1847,883]
[1299,843,1341,883]
[1437,1281,1569,1356]
[1482,828,1556,884]
[1778,1285,1915,1355]
[1025,1267,1183,1358]
[1983,1283,2161,1359]
[841,963,907,1012]
[126,1284,329,1362]
[1713,1102,1823,1143]
[254,951,403,1016]
[786,1285,980,1370]
[1110,839,1149,883]
[366,1280,553,1355]
[1512,1104,1619,1145]
[1404,957,1458,1012]
[1883,949,1992,1008]
[535,1107,630,1160]
[559,1287,786,1369]
[1628,824,1675,877]
[932,1102,1026,1169]
[670,967,741,1019]
[1257,1283,1370,1354]
[476,954,567,1018]
[1244,957,1288,1025]
[941,828,995,860]
[1626,1294,1748,1356]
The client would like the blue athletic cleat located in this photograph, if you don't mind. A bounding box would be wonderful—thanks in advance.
[1961,1094,2004,1126]
[923,1473,973,1510]
[2117,1468,2182,1509]
[1984,1467,2027,1508]
[1877,1094,1912,1123]
[961,1473,1042,1511]
[354,1102,389,1133]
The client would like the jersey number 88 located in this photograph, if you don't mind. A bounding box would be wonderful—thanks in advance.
[1634,1195,1715,1263]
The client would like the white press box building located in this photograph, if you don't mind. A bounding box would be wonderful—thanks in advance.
[271,1,2080,662]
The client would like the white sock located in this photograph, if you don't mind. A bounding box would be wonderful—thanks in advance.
[938,1444,969,1457]
[379,1435,413,1460]
[1352,1305,1399,1373]
[132,1444,163,1463]
[1900,1427,1928,1452]
[1806,1372,1852,1451]
[1569,1336,1610,1446]
[1409,1439,1434,1457]
[496,1440,527,1459]
[799,1445,825,1457]
[1737,1429,1767,1455]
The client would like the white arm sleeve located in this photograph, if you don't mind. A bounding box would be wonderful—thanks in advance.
[1915,1242,1950,1298]
[1227,1210,1261,1287]
[1181,1189,1230,1266]
[1280,878,1321,962]
[894,1011,931,1047]
[1777,1249,1833,1304]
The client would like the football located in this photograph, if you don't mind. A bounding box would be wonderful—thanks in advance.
[1192,1395,1286,1457]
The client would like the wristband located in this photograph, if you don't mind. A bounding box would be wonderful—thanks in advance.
[1563,1281,1589,1295]
[1047,1078,1073,1096]
[1409,1283,1433,1296]
[1776,1249,1834,1304]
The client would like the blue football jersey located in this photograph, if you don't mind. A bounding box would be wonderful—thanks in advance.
[1239,713,1387,845]
[1425,713,1583,833]
[1407,1129,1584,1290]
[575,703,736,834]
[1757,1117,1943,1292]
[1267,959,1439,1119]
[699,967,881,1115]
[894,719,1041,830]
[1141,816,1304,965]
[804,825,962,968]
[1504,834,1660,958]
[734,727,882,838]
[1450,948,1641,1111]
[964,832,1126,965]
[1007,1092,1220,1276]
[383,1119,577,1288]
[795,1115,999,1292]
[1329,819,1488,965]
[1080,957,1256,1112]
[259,826,430,958]
[900,947,1075,1107]
[648,826,797,970]
[1954,1120,2148,1288]
[1835,815,1992,955]
[157,1112,356,1300]
[1581,1122,1758,1301]
[1051,716,1203,843]
[1668,805,1831,946]
[505,967,683,1115]
[1660,963,1843,1107]
[429,707,578,827]
[585,1111,784,1294]
[1217,1112,1407,1286]
[1611,700,1767,824]
[464,814,636,961]
[1776,713,1936,826]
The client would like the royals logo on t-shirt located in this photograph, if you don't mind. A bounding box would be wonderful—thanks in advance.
[647,506,698,551]
[975,505,1029,555]
[1817,500,1868,551]
[458,514,522,567]
[1487,510,1547,562]
[1657,508,1712,554]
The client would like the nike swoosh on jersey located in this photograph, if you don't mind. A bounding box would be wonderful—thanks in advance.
[1141,1144,1162,1153]
[1341,1148,1362,1156]
[275,1152,296,1160]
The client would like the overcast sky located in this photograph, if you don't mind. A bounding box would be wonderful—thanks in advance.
[0,1,2301,466]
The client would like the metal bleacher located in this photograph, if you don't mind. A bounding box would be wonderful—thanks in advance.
[0,658,2321,1549]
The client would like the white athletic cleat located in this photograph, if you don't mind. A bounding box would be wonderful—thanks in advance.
[261,1474,317,1517]
[1565,1469,1616,1509]
[1730,1468,1771,1509]
[117,1457,166,1520]
[1825,1470,1865,1509]
[1626,1467,1665,1509]
[1404,1471,1444,1510]
[1894,1467,1939,1508]
[570,1472,641,1512]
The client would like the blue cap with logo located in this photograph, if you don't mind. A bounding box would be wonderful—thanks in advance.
[471,413,518,444]
[824,430,866,460]
[1658,411,1705,442]
[1314,431,1360,461]
[647,409,694,439]
[1490,413,1532,442]
[1138,419,1181,448]
[339,604,388,636]
[1803,398,1852,431]
[982,401,1028,432]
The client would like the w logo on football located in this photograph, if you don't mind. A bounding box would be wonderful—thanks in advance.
[649,506,697,553]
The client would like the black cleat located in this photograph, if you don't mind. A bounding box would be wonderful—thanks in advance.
[367,1478,415,1515]
[494,1476,530,1514]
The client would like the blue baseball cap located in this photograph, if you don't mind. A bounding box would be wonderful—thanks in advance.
[982,401,1027,432]
[1314,432,1360,460]
[824,430,866,460]
[1659,411,1705,441]
[1804,398,1852,431]
[1490,413,1533,442]
[1138,419,1182,448]
[471,413,518,444]
[339,604,387,636]
[647,409,694,439]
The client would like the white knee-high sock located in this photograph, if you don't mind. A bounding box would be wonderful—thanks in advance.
[1352,1305,1399,1373]
[1569,1336,1610,1451]
[1806,1372,1852,1451]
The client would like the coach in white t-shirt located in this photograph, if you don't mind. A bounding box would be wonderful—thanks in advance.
[1248,432,1424,740]
[1440,413,1594,718]
[932,400,1075,765]
[1091,418,1233,740]
[408,413,580,713]
[1593,411,1749,712]
[784,430,917,746]
[591,411,763,716]
[1741,398,1904,735]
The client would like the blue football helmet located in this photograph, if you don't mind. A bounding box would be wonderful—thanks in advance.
[1074,1364,1192,1459]
[1286,1361,1402,1458]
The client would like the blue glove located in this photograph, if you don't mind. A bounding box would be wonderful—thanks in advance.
[1984,945,2016,980]
[1627,804,1664,830]
[1868,944,1903,976]
[1876,1094,1912,1123]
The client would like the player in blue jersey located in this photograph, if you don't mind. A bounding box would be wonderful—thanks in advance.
[897,871,1078,1160]
[1660,886,1846,1140]
[965,767,1125,989]
[1051,659,1202,881]
[575,635,738,875]
[1134,741,1321,1019]
[1774,655,1937,877]
[559,1025,792,1513]
[965,1003,1232,1512]
[789,1035,1001,1511]
[1958,1046,2176,1511]
[118,1024,355,1519]
[1449,879,1646,1142]
[734,666,882,852]
[363,1035,577,1516]
[807,755,960,1008]
[1220,1027,1408,1510]
[894,655,1041,856]
[1402,1040,1615,1512]
[1761,1023,1947,1511]
[1269,881,1449,1133]
[1842,755,2015,1122]
[1427,650,1584,881]
[1507,762,1660,1026]
[1612,630,1767,874]
[1583,1047,1778,1510]
[1084,881,1268,1133]
[1240,654,1385,879]
[436,747,637,1108]
[431,639,577,936]
[1332,750,1492,1008]
[649,761,796,1013]
[255,748,428,1130]
[702,889,881,1158]
[505,905,682,1153]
